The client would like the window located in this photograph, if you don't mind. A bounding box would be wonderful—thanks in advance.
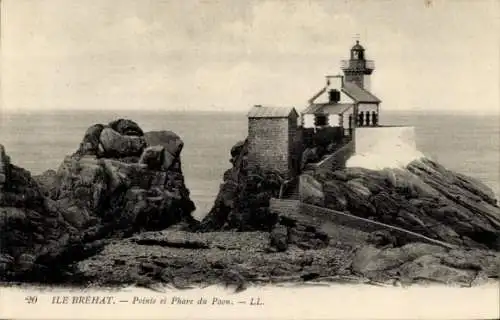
[314,114,328,126]
[328,89,340,103]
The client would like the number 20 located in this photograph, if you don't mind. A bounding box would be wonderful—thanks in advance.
[25,296,38,304]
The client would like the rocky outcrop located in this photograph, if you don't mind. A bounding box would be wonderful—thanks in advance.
[196,139,282,232]
[75,119,146,161]
[0,145,10,188]
[198,138,500,251]
[304,158,500,250]
[49,120,196,234]
[350,242,500,286]
[143,131,184,173]
[0,150,76,281]
[0,119,196,282]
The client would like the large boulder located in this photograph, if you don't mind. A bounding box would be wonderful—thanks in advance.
[108,119,144,136]
[230,140,246,158]
[299,173,325,206]
[75,120,146,158]
[144,131,183,156]
[269,225,288,252]
[99,127,147,159]
[138,146,165,171]
[144,131,184,172]
[323,180,348,211]
[76,124,106,156]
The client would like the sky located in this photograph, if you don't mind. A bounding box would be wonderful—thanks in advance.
[1,0,499,113]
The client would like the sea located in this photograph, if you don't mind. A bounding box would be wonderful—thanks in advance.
[0,110,499,220]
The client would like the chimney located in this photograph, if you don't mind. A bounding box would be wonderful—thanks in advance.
[326,75,344,90]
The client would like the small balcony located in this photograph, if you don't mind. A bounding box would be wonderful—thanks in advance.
[341,60,375,71]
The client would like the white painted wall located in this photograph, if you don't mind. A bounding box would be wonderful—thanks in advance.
[313,77,354,105]
[303,114,315,128]
[348,126,423,170]
[328,114,340,126]
[354,126,417,154]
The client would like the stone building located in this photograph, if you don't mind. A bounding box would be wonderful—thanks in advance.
[247,105,300,178]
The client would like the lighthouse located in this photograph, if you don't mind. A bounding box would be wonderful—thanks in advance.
[340,40,375,91]
[301,41,381,133]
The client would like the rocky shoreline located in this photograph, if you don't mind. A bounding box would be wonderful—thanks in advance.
[1,119,499,289]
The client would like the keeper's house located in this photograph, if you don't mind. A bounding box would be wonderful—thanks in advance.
[302,40,381,139]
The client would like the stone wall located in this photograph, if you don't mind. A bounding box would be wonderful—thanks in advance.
[299,203,456,248]
[288,116,301,177]
[269,198,368,246]
[270,197,458,248]
[248,118,291,177]
[269,198,301,216]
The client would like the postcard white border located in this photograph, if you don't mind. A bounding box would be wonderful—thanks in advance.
[1,283,499,319]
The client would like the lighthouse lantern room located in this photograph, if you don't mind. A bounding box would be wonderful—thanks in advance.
[340,40,375,91]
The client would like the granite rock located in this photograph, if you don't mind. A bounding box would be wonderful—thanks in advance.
[0,120,196,282]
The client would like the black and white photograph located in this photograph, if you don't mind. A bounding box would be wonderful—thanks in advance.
[0,0,499,319]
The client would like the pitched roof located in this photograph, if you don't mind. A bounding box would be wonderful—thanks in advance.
[307,87,327,104]
[342,82,381,103]
[247,105,298,118]
[302,103,353,115]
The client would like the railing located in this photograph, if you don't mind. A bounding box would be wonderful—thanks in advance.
[301,126,345,150]
[269,197,457,249]
[278,177,299,200]
[340,60,375,70]
[299,203,458,249]
[311,139,354,171]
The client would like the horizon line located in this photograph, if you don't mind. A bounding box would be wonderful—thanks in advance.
[1,107,499,116]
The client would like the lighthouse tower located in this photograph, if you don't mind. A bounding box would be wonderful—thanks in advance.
[340,40,375,91]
